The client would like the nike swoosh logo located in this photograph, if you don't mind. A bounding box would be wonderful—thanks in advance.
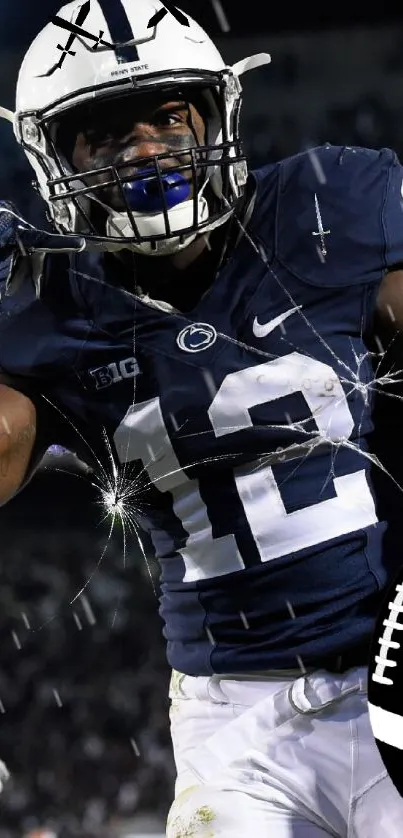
[252,306,302,338]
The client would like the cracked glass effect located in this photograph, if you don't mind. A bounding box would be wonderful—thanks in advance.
[4,147,403,675]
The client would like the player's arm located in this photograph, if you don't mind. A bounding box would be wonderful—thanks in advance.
[0,378,37,505]
[372,148,403,341]
[371,271,403,414]
[0,370,63,506]
[0,203,86,505]
[375,269,403,338]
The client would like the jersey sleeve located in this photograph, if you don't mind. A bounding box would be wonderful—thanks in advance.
[0,251,84,379]
[0,253,91,489]
[275,144,403,288]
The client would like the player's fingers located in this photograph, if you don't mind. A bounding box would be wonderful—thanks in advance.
[0,202,85,254]
[0,200,26,243]
[21,229,86,254]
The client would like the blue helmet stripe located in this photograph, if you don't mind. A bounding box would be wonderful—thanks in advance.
[97,0,140,62]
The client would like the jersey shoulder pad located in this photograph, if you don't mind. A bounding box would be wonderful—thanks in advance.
[275,144,403,288]
[247,162,280,249]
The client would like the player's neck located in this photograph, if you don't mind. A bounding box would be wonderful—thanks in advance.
[167,234,210,271]
[136,233,219,311]
[112,224,229,312]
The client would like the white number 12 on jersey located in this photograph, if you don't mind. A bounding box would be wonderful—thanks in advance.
[113,351,377,582]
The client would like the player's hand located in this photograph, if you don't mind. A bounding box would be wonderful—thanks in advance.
[0,201,86,297]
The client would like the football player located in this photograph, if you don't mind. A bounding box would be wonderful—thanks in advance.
[1,1,403,835]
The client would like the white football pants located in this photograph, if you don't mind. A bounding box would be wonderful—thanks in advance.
[166,666,403,837]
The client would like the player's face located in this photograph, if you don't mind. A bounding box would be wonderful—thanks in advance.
[70,92,206,211]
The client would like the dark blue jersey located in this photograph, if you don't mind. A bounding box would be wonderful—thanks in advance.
[1,144,403,675]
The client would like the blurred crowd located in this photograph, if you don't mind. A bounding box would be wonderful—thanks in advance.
[0,472,174,838]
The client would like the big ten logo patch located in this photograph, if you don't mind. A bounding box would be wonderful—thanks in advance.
[89,357,139,390]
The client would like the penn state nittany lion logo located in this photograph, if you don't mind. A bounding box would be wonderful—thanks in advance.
[176,323,217,353]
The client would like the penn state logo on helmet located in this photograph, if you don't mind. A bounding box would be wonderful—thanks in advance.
[177,323,217,353]
[368,567,403,797]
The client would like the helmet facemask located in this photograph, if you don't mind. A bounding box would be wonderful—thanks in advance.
[16,71,248,257]
[8,0,270,258]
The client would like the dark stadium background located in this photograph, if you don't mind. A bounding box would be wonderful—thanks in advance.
[1,3,403,836]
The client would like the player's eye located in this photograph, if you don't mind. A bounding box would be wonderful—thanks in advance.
[154,109,187,128]
[85,119,132,145]
[85,127,113,144]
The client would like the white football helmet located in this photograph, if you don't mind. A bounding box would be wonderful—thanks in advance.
[1,0,271,256]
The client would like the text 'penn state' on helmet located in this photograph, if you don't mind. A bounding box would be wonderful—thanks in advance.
[2,0,271,256]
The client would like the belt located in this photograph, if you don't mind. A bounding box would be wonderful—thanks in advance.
[321,643,370,673]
